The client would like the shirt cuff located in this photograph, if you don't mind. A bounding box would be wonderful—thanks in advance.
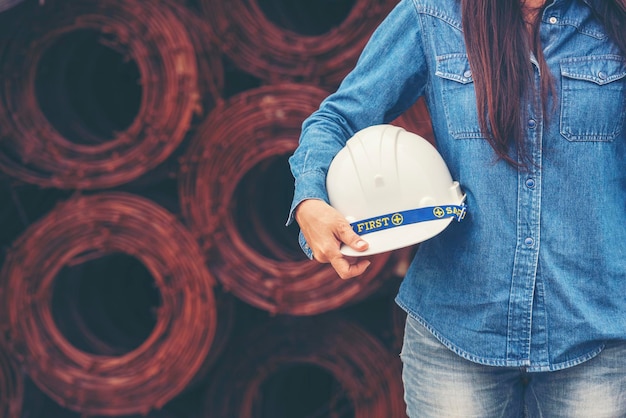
[285,170,329,226]
[298,230,314,260]
[286,170,329,259]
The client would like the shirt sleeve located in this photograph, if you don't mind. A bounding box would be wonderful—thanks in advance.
[286,0,430,249]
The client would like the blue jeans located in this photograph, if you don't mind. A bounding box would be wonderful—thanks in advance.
[400,315,626,418]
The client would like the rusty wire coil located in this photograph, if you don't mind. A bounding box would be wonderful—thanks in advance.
[179,83,396,316]
[160,0,224,118]
[202,315,407,418]
[0,192,217,416]
[197,0,398,87]
[0,0,24,13]
[185,287,237,389]
[46,189,235,384]
[22,375,197,418]
[0,0,212,189]
[0,341,23,418]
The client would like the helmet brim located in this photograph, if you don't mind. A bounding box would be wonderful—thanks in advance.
[340,217,454,257]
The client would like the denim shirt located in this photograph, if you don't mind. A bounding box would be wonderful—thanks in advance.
[287,0,626,371]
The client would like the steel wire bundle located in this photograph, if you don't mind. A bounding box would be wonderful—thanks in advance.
[0,0,210,189]
[179,83,397,316]
[22,385,183,418]
[22,383,183,418]
[0,0,24,13]
[0,341,23,418]
[184,287,237,389]
[202,315,407,418]
[46,196,236,387]
[160,0,224,118]
[196,0,398,88]
[0,192,217,416]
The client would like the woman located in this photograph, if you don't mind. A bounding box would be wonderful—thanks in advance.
[288,0,626,416]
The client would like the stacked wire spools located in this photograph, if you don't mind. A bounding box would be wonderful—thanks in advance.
[178,83,404,316]
[203,315,407,417]
[0,0,222,415]
[197,0,398,87]
[0,193,218,415]
[0,0,221,189]
[0,0,433,416]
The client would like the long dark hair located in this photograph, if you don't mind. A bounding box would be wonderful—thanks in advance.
[461,0,626,167]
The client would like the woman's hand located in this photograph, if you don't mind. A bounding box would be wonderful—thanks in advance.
[294,199,371,279]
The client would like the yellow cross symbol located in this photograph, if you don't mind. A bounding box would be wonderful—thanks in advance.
[391,213,404,225]
[433,207,445,218]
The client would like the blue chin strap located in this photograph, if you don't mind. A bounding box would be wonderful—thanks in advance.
[350,203,467,236]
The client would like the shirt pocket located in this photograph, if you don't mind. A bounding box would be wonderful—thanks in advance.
[560,55,626,142]
[435,53,484,139]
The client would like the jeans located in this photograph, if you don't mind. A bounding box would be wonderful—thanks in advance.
[400,315,626,418]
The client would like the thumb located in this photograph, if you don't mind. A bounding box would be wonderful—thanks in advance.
[339,226,369,253]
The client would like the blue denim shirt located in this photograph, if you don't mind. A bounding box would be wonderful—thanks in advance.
[288,0,626,371]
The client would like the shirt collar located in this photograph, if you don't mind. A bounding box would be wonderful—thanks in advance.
[548,0,594,7]
[579,0,598,9]
[546,0,596,12]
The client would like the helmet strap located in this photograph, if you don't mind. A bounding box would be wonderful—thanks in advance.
[350,203,467,236]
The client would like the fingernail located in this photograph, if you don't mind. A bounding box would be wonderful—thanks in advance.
[356,240,367,249]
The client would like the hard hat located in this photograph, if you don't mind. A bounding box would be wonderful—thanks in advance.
[326,124,466,256]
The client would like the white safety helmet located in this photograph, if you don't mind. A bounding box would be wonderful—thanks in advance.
[326,124,466,256]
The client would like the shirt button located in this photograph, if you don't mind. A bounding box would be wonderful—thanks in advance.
[525,237,534,247]
[528,119,537,129]
[526,178,535,188]
[549,16,558,24]
[464,70,472,78]
[598,71,607,80]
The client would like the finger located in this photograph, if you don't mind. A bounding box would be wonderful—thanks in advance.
[335,223,369,253]
[330,255,371,280]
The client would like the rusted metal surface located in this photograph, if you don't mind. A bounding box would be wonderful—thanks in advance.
[161,0,224,118]
[0,0,221,189]
[0,192,218,415]
[0,0,419,415]
[202,315,408,418]
[196,0,398,88]
[21,377,188,418]
[179,83,399,316]
[0,0,24,12]
[185,287,237,389]
[0,340,23,418]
